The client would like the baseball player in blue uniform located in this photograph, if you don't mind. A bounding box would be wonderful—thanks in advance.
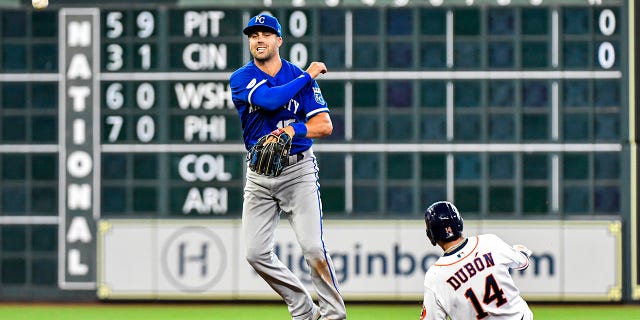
[229,14,347,320]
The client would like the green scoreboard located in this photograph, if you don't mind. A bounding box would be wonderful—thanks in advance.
[0,0,637,300]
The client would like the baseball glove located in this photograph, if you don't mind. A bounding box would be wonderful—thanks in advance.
[248,129,292,177]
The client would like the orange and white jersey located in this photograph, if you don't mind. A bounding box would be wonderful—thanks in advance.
[421,234,533,320]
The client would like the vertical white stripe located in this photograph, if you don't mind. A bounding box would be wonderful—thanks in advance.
[345,82,353,140]
[446,10,454,68]
[447,81,454,140]
[552,154,559,212]
[552,10,559,67]
[552,81,559,140]
[242,12,251,63]
[345,11,353,68]
[447,154,454,201]
[93,9,101,220]
[345,154,353,212]
[57,8,68,291]
[628,0,638,299]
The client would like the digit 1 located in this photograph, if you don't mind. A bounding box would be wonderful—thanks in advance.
[464,288,489,319]
[138,44,151,70]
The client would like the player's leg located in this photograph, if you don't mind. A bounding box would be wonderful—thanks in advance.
[242,173,316,320]
[279,158,347,320]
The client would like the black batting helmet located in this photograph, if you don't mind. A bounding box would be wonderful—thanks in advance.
[424,201,464,246]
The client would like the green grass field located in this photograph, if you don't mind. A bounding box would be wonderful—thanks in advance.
[0,303,639,320]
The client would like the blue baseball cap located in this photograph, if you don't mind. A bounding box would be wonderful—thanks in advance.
[243,14,282,37]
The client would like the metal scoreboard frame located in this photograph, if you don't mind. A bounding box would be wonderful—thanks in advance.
[631,0,639,301]
[0,0,635,301]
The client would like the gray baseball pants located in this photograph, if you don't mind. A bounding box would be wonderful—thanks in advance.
[242,148,347,320]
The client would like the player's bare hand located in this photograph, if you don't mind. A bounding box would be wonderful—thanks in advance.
[263,128,292,144]
[306,62,327,79]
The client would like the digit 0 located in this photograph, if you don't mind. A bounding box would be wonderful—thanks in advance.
[597,42,615,69]
[136,83,155,110]
[287,11,308,67]
[598,9,615,36]
[136,115,156,143]
[597,9,616,70]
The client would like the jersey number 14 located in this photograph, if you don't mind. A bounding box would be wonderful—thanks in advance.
[464,274,508,319]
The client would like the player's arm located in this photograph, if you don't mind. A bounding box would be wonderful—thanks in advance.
[240,62,328,111]
[282,64,331,139]
[281,112,332,139]
[229,69,310,110]
[248,73,313,110]
[511,244,532,271]
[485,234,531,270]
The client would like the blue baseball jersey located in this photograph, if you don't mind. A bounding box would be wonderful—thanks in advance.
[230,59,329,155]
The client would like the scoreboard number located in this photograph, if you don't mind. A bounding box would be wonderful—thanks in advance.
[136,82,156,110]
[136,11,155,38]
[597,9,616,69]
[105,11,123,38]
[104,82,157,143]
[136,115,156,143]
[105,44,123,71]
[104,10,156,71]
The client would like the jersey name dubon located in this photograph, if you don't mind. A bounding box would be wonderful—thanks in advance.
[446,252,496,290]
